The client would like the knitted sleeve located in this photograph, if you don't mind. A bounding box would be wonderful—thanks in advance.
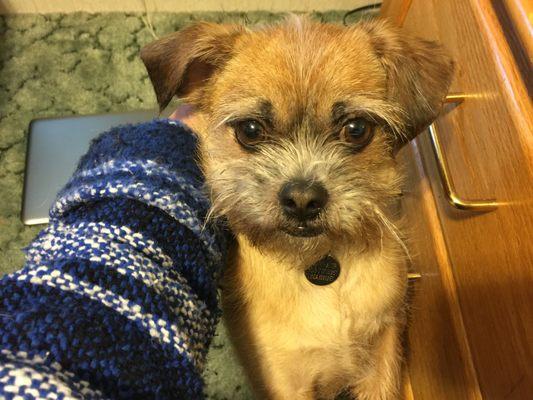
[0,120,229,399]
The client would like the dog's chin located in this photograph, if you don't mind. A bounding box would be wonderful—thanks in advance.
[250,226,331,264]
[234,220,329,254]
[280,225,324,238]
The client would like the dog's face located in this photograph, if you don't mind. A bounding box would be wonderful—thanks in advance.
[141,17,453,259]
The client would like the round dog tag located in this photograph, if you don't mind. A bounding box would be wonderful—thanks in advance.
[305,255,340,286]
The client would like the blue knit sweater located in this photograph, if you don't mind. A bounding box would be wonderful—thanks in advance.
[0,120,229,399]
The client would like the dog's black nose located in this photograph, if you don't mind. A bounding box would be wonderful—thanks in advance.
[279,180,328,221]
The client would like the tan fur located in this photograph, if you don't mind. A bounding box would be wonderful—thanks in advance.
[222,233,406,399]
[142,15,453,399]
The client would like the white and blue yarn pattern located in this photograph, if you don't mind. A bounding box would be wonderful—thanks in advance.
[0,120,229,399]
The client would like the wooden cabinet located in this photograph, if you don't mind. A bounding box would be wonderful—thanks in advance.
[382,1,533,399]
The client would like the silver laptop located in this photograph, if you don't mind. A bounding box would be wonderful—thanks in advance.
[22,110,158,225]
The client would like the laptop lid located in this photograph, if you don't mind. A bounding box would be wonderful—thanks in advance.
[22,110,157,225]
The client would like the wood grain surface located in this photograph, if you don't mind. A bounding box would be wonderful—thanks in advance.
[398,142,482,399]
[383,0,533,398]
[500,0,533,65]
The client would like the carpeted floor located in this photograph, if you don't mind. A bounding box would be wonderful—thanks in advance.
[0,10,373,398]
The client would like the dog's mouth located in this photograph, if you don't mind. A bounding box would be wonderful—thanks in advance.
[280,224,324,238]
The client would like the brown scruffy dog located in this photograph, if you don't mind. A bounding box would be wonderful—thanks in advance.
[141,15,453,400]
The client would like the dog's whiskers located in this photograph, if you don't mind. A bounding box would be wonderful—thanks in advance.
[365,202,411,262]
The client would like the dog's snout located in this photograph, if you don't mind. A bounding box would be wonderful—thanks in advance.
[279,180,328,221]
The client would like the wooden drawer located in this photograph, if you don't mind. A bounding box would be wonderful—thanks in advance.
[403,0,531,203]
[383,0,533,399]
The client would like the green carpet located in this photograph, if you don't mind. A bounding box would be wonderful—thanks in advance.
[0,10,372,398]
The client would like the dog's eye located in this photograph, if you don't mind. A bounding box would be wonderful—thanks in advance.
[234,120,265,149]
[340,118,375,149]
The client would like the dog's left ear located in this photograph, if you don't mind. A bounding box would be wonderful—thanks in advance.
[361,20,454,147]
[141,22,245,112]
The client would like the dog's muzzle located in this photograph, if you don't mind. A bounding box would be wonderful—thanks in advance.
[278,179,328,237]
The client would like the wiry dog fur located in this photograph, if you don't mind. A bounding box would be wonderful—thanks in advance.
[141,15,453,399]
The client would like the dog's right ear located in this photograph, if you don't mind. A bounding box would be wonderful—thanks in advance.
[359,20,454,148]
[141,22,245,112]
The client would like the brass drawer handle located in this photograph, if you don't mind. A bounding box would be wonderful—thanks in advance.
[408,272,421,280]
[427,94,498,211]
